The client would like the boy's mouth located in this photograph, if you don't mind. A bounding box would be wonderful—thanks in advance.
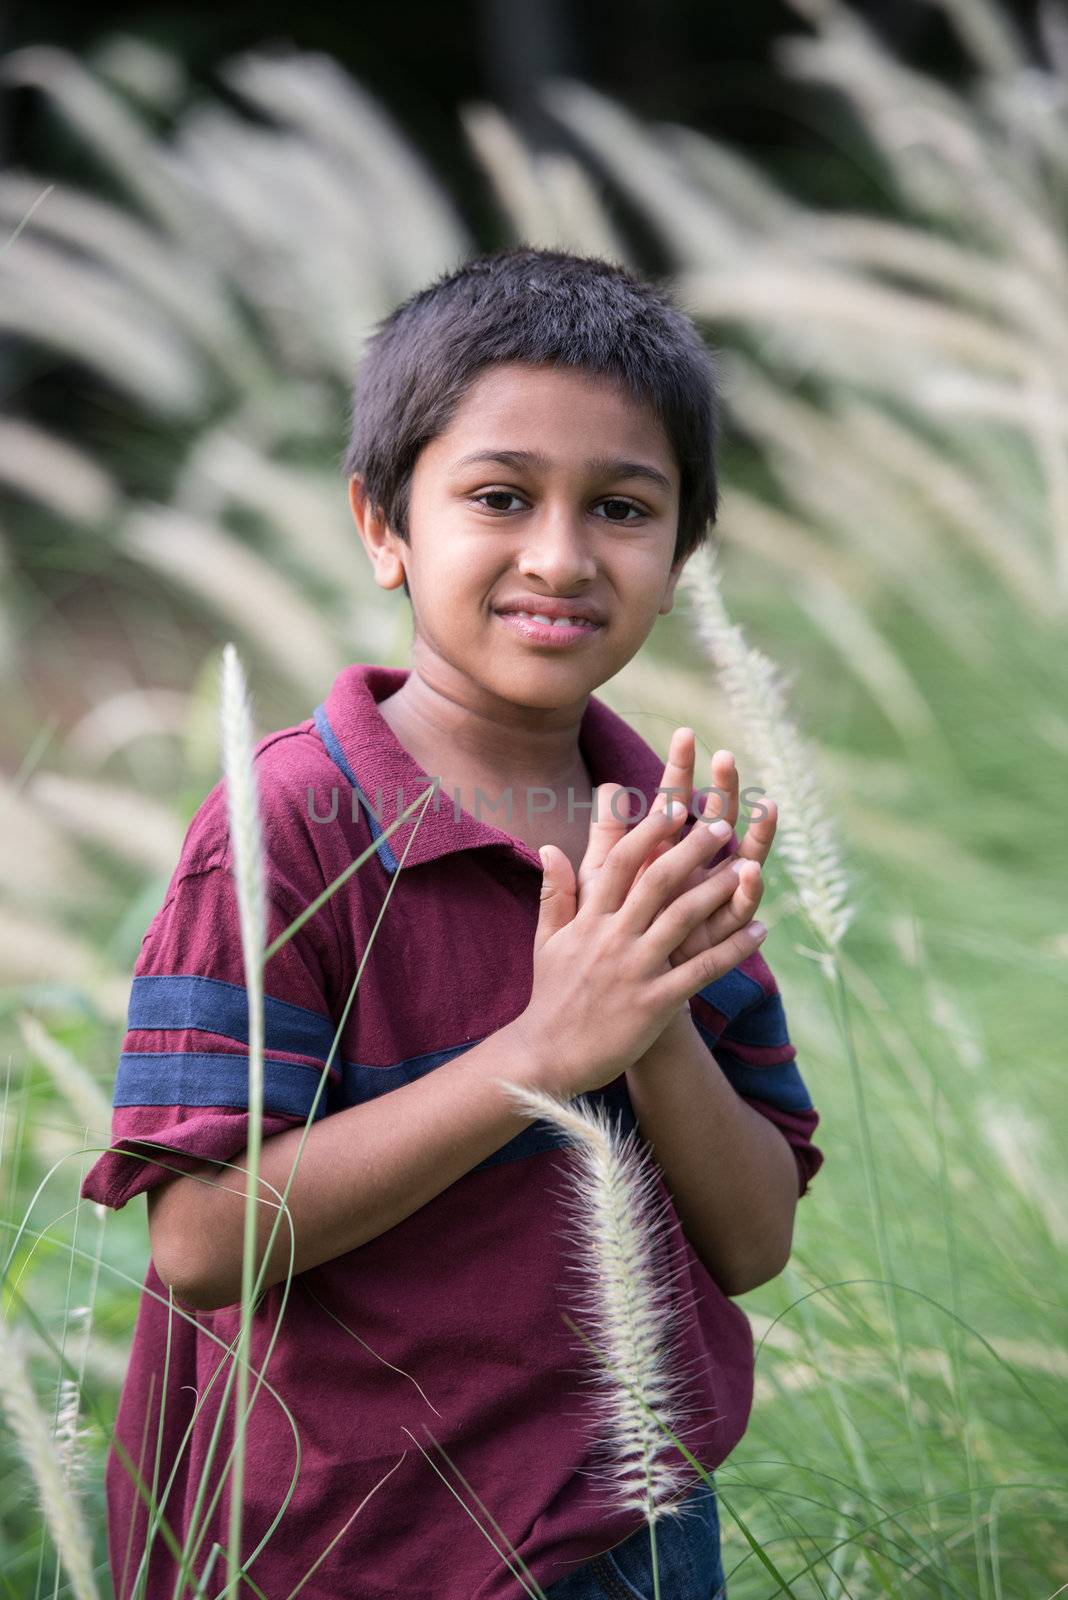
[493,609,604,647]
[494,594,606,624]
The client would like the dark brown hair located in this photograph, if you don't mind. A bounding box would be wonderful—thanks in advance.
[344,246,721,592]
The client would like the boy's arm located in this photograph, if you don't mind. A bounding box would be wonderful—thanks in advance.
[83,836,560,1313]
[147,1016,547,1312]
[624,1002,801,1299]
[616,739,823,1295]
[624,915,824,1298]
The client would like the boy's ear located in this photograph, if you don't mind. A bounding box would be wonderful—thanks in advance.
[658,552,689,616]
[349,476,408,595]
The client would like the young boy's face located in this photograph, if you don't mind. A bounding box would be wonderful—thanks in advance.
[352,359,688,711]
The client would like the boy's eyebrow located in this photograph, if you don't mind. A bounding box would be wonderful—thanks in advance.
[452,449,674,495]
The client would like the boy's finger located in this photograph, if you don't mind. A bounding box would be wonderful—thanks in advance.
[660,918,769,1012]
[617,809,736,930]
[576,781,632,892]
[652,726,696,821]
[698,749,738,830]
[682,858,765,957]
[628,728,698,895]
[630,835,675,889]
[533,844,578,952]
[644,858,745,965]
[581,793,689,914]
[734,794,778,868]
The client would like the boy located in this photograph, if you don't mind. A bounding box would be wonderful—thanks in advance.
[82,246,823,1600]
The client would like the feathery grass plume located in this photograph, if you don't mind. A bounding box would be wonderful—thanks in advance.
[0,416,116,524]
[494,1079,700,1538]
[714,350,1033,652]
[220,49,470,292]
[52,1372,88,1486]
[218,640,267,1597]
[173,428,378,616]
[51,1290,102,1500]
[0,908,130,1020]
[125,507,342,698]
[681,553,934,1515]
[28,772,185,876]
[0,230,208,413]
[2,183,54,252]
[0,170,266,389]
[0,782,100,902]
[15,1011,112,1139]
[977,1094,1068,1250]
[52,1196,107,1499]
[0,1318,100,1600]
[680,546,855,955]
[458,100,627,260]
[66,686,191,766]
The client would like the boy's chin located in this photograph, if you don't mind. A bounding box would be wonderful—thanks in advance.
[481,658,617,709]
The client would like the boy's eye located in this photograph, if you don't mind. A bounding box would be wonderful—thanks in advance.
[472,491,645,522]
[597,497,644,523]
[475,491,525,513]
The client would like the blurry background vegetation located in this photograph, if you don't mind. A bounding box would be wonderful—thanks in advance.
[1,0,1066,1595]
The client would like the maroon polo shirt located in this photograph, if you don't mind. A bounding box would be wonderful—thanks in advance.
[82,660,824,1600]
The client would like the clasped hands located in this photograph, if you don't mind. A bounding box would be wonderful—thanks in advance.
[541,728,778,1016]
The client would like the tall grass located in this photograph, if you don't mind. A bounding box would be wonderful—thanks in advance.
[0,1317,100,1600]
[496,1082,702,1600]
[216,645,266,1598]
[1,1,1066,1593]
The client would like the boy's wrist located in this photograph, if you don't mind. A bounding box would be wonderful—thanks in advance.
[505,1009,638,1100]
[504,1011,574,1099]
[624,1001,697,1082]
[505,1008,690,1102]
[637,998,693,1061]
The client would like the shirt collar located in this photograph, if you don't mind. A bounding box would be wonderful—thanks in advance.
[315,662,673,876]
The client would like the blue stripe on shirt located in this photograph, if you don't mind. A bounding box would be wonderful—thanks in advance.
[313,703,400,874]
[127,974,338,1063]
[689,967,768,1043]
[692,1021,814,1113]
[717,988,793,1049]
[114,1051,329,1119]
[341,1040,638,1171]
[113,1034,636,1167]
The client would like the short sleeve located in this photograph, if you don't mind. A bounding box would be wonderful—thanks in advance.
[80,862,343,1211]
[688,950,825,1199]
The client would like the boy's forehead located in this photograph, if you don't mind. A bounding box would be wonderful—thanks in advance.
[434,360,676,475]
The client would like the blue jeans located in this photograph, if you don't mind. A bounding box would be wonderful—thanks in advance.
[540,1478,726,1599]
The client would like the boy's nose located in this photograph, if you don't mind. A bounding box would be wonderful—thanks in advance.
[516,509,599,586]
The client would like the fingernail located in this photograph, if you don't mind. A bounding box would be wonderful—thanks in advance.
[750,920,767,940]
[664,800,683,820]
[705,818,731,839]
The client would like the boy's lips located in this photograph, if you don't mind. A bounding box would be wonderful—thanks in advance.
[494,611,604,647]
[493,595,607,624]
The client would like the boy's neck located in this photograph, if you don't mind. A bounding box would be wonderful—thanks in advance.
[376,664,594,802]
